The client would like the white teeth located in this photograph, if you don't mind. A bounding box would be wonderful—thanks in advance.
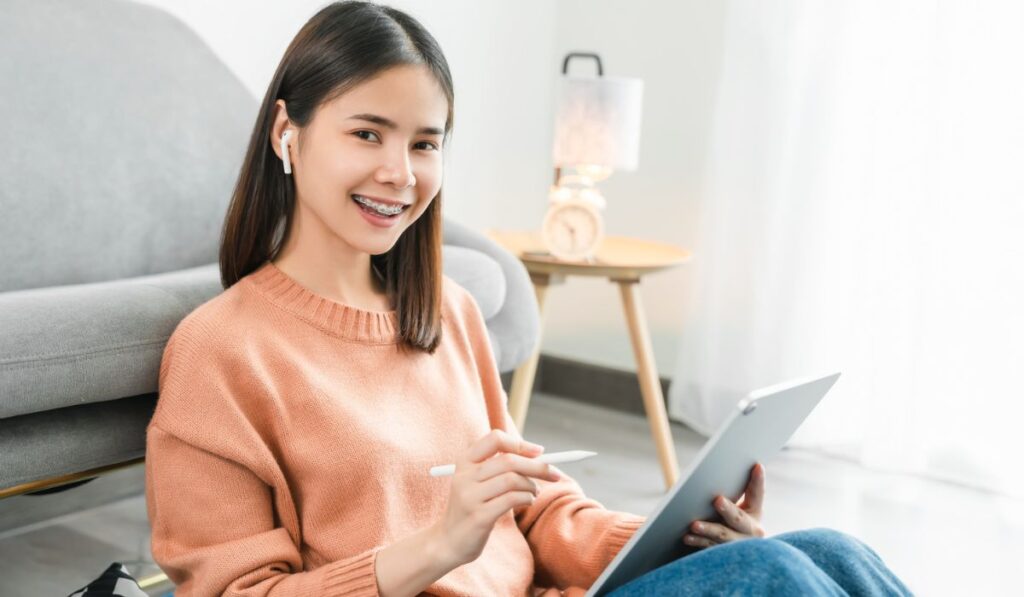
[353,195,404,216]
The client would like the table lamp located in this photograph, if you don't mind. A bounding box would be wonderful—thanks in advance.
[541,51,644,262]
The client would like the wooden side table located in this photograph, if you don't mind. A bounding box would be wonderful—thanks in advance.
[486,229,692,489]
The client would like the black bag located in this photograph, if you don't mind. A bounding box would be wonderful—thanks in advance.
[67,562,149,597]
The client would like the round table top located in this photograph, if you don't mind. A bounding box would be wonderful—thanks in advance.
[484,229,691,280]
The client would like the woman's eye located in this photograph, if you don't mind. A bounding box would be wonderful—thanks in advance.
[354,131,437,151]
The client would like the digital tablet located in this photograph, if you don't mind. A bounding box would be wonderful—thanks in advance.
[586,372,842,596]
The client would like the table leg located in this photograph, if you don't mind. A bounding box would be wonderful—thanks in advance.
[615,278,680,489]
[507,273,560,433]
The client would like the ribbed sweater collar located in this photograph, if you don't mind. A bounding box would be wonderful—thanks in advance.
[245,260,399,344]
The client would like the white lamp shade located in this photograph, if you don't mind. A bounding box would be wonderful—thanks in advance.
[552,75,644,171]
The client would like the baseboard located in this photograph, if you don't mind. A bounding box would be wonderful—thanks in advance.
[500,353,671,418]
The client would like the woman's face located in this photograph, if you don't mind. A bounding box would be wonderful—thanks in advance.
[274,64,448,257]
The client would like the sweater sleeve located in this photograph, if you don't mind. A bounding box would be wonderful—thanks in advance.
[450,278,648,590]
[145,424,383,596]
[145,325,385,596]
[504,406,648,590]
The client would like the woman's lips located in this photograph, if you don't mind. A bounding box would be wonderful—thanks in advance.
[352,195,404,228]
[352,194,410,208]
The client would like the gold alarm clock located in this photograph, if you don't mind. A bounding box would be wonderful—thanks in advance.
[541,197,604,261]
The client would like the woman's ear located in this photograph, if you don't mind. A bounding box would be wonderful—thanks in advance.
[270,99,296,163]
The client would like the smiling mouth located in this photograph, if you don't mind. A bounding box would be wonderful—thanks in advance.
[351,194,410,218]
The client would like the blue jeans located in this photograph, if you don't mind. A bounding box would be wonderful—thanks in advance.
[605,527,914,596]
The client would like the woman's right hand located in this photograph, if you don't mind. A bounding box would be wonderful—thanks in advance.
[432,429,562,568]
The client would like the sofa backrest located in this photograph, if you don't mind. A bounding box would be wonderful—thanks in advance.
[0,0,257,292]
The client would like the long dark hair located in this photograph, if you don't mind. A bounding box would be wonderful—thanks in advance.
[220,1,454,355]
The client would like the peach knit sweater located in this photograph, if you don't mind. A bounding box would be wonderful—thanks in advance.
[145,260,646,596]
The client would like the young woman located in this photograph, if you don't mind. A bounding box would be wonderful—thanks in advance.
[144,2,914,595]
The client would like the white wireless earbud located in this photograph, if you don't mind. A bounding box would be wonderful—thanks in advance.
[280,130,293,174]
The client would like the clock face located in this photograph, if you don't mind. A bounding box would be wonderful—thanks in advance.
[542,200,603,260]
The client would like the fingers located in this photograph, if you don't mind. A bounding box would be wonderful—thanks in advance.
[714,495,765,537]
[475,451,561,483]
[738,462,766,516]
[467,429,543,464]
[476,471,539,502]
[481,489,536,521]
[687,519,745,545]
[685,489,766,549]
[682,533,717,549]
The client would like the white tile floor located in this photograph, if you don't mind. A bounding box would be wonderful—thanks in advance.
[0,391,1019,595]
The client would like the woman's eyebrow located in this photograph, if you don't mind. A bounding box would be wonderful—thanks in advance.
[346,113,443,136]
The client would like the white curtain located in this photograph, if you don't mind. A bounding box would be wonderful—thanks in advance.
[668,0,1024,499]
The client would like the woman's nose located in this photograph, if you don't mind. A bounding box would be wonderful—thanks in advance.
[375,151,416,189]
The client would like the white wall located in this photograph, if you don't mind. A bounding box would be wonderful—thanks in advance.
[136,0,726,376]
[545,0,728,375]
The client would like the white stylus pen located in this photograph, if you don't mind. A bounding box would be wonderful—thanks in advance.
[429,450,598,477]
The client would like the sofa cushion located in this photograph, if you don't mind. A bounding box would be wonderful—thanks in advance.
[0,394,157,492]
[441,219,539,373]
[442,245,507,321]
[0,264,223,420]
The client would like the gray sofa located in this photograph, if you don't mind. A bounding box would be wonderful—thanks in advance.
[0,0,539,498]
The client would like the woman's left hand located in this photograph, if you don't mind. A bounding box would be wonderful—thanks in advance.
[682,462,767,549]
